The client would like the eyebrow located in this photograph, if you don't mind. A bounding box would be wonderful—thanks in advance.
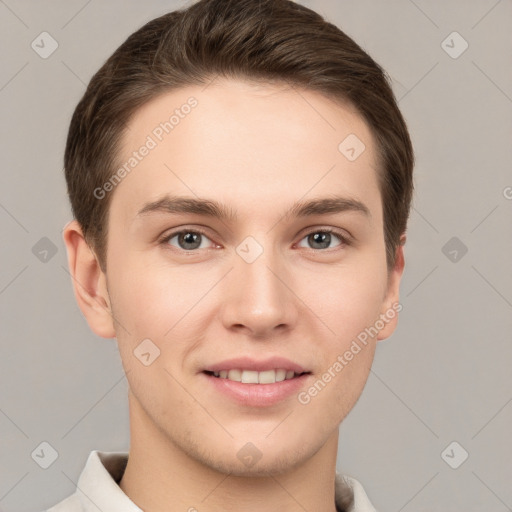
[136,195,371,223]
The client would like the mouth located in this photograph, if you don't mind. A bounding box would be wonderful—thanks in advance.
[201,356,312,406]
[203,368,311,384]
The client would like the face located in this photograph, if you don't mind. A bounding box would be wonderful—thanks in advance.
[79,78,403,476]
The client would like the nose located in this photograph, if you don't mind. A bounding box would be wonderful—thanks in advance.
[220,245,298,338]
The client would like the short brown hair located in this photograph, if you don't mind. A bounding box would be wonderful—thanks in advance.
[64,0,414,271]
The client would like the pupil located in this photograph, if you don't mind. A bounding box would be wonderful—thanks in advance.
[180,232,200,249]
[311,232,330,249]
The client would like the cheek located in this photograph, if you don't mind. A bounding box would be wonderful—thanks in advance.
[304,260,387,342]
[297,336,376,437]
[301,257,385,415]
[106,255,211,378]
[108,254,194,333]
[107,260,194,405]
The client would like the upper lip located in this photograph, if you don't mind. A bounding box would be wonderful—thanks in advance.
[204,356,309,374]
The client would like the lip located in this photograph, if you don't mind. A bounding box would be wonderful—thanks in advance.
[201,356,312,407]
[201,371,311,407]
[203,356,308,374]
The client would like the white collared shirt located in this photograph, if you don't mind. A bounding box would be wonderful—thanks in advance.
[45,450,377,512]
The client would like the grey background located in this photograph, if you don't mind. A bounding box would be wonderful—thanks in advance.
[0,0,511,510]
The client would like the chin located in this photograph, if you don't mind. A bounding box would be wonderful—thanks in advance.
[191,434,315,477]
[206,450,308,478]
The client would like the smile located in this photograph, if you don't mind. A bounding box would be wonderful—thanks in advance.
[205,369,306,384]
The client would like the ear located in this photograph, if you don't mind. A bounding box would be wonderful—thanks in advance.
[62,220,116,339]
[376,234,406,342]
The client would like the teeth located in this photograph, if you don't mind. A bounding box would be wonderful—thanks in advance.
[275,369,286,382]
[228,369,242,382]
[259,370,278,384]
[211,368,300,384]
[241,370,259,384]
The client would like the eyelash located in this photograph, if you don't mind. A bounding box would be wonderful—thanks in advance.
[159,227,351,253]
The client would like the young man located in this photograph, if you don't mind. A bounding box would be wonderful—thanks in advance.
[50,0,414,510]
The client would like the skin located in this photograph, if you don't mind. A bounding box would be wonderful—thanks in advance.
[63,78,405,512]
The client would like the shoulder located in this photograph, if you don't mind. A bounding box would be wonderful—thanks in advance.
[43,449,130,512]
[335,472,378,512]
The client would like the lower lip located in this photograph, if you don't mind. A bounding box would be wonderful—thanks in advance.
[202,372,311,407]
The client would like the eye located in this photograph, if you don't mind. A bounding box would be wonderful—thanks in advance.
[297,229,349,250]
[160,227,350,253]
[162,229,215,251]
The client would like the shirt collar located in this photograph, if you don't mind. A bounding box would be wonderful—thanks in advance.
[71,450,376,512]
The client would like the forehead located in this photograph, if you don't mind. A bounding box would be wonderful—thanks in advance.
[111,78,381,225]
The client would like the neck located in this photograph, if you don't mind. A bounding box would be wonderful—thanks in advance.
[119,392,340,512]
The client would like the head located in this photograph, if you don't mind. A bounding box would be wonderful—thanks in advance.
[63,0,414,476]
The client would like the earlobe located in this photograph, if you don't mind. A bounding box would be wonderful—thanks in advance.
[377,235,406,342]
[62,220,116,339]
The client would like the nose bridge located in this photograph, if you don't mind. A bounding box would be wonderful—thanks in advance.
[240,244,281,304]
[222,235,296,334]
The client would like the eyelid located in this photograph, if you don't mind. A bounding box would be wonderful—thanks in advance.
[159,226,217,249]
[295,227,352,250]
[299,225,352,242]
[159,225,353,253]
